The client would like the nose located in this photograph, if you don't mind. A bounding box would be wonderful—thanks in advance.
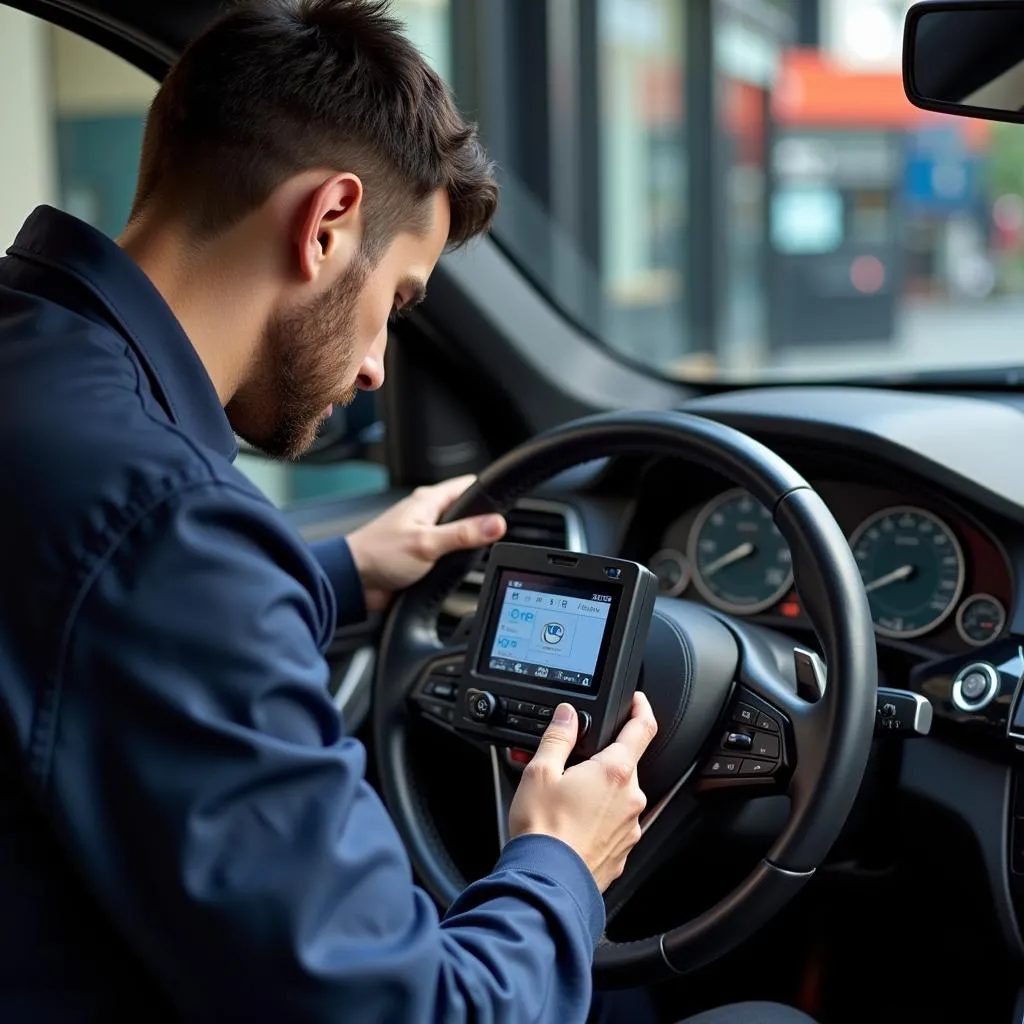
[356,329,388,391]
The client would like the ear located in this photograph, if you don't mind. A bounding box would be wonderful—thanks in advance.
[295,173,365,283]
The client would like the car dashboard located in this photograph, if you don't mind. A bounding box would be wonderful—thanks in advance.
[510,384,1024,959]
[292,383,1024,976]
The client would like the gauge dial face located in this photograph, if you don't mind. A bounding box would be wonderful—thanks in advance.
[849,507,965,639]
[688,489,793,614]
[649,549,691,597]
[956,594,1006,647]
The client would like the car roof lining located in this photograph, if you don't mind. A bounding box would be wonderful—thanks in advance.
[1,0,219,75]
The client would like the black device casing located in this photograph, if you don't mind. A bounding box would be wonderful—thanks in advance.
[456,543,658,760]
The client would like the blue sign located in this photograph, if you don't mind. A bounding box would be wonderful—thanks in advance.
[902,127,980,211]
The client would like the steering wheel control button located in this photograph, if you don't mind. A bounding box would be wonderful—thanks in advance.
[732,704,758,727]
[420,700,455,724]
[467,689,497,722]
[702,757,741,777]
[951,661,1000,713]
[427,681,456,700]
[723,732,753,752]
[739,760,775,777]
[438,662,463,677]
[751,733,780,759]
[755,712,778,733]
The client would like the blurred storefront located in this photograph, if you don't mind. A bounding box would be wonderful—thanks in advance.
[764,49,991,354]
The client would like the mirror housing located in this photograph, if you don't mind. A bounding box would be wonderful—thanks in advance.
[904,0,1024,123]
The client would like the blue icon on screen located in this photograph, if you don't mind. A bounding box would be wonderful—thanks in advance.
[543,622,565,645]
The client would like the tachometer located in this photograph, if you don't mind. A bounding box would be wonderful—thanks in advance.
[849,506,965,639]
[688,489,793,614]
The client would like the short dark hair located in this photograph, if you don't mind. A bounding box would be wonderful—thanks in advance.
[132,0,498,252]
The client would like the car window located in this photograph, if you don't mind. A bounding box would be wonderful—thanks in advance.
[5,0,1018,415]
[452,0,1024,385]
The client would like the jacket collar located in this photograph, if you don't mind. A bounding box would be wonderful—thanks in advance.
[7,206,238,461]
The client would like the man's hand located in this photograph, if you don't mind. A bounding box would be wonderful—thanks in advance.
[346,475,506,613]
[507,693,658,893]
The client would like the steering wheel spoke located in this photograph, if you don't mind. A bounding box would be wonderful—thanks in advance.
[692,643,827,798]
[603,768,702,922]
[489,746,517,849]
[408,649,472,734]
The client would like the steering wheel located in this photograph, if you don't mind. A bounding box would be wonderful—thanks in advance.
[374,410,876,985]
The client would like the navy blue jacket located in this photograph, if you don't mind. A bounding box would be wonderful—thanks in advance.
[0,207,603,1022]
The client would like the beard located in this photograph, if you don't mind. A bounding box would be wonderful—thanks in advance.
[227,257,368,461]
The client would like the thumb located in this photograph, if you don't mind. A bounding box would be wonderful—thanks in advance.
[531,703,579,773]
[427,513,506,558]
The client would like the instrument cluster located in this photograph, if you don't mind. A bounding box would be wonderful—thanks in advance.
[648,482,1014,650]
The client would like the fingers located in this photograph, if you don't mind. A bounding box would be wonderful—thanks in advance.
[425,513,506,558]
[417,474,479,518]
[529,703,579,775]
[593,692,658,773]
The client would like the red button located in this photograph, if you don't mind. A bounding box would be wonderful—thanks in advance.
[509,748,532,765]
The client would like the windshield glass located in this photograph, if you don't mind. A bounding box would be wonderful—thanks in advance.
[402,0,1024,383]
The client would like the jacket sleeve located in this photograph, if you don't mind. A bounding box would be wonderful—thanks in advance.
[46,480,604,1024]
[310,534,369,626]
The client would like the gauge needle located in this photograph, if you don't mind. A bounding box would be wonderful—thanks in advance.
[864,564,914,594]
[703,541,755,577]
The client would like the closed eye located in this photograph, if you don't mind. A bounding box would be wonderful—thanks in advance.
[389,280,427,325]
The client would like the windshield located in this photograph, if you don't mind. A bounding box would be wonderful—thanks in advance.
[401,0,1024,384]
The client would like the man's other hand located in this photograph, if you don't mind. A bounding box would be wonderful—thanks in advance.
[507,692,658,893]
[346,475,507,613]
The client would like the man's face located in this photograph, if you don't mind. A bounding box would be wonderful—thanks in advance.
[228,189,450,460]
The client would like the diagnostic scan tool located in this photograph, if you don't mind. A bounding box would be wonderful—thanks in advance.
[457,543,657,760]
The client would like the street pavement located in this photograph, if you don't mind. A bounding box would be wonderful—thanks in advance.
[751,295,1024,382]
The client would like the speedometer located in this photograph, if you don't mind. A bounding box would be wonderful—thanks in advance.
[688,489,793,614]
[849,506,965,639]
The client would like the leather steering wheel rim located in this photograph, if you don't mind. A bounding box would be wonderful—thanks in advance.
[374,409,877,984]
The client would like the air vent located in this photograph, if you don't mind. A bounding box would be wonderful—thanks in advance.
[436,501,580,641]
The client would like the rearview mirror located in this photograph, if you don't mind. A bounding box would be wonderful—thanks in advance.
[905,1,1024,123]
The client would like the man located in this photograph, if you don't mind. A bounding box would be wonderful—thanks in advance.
[0,1,816,1021]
